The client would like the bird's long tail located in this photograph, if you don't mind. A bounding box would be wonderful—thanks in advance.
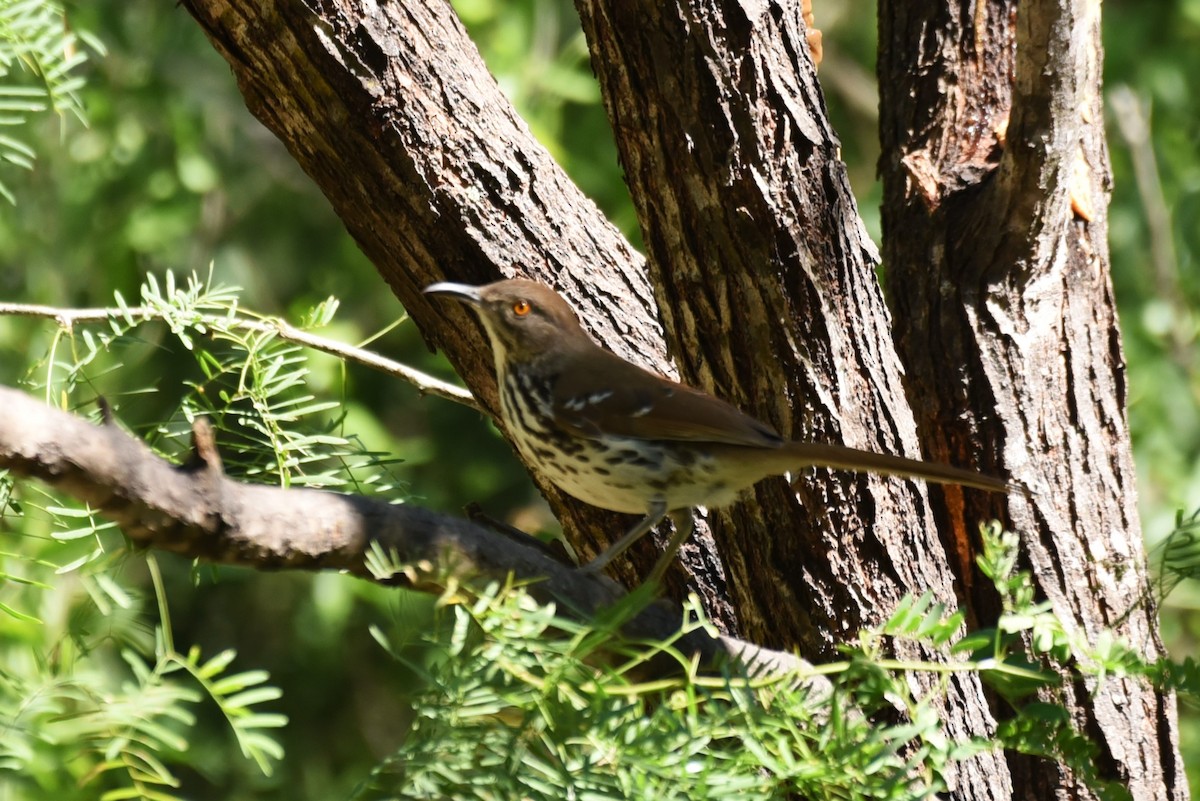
[781,441,1013,494]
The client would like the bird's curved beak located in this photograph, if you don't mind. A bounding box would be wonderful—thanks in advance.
[423,281,483,305]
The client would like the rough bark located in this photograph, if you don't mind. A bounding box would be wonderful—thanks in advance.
[171,0,1184,798]
[178,0,750,628]
[180,0,1014,796]
[575,1,1013,797]
[879,0,1186,798]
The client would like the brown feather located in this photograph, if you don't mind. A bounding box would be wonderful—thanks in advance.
[778,441,1015,493]
[551,346,783,448]
[427,278,1017,579]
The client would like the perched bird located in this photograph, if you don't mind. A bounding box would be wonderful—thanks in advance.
[425,278,1011,583]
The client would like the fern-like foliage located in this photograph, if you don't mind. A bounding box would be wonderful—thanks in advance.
[1,271,414,798]
[1152,506,1200,601]
[0,0,99,202]
[0,546,285,801]
[3,276,1195,799]
[31,269,405,495]
[360,579,962,801]
[350,526,1196,801]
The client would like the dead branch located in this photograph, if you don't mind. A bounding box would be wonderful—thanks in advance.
[0,385,814,684]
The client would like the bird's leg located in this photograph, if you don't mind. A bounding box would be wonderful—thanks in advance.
[646,510,694,585]
[579,497,668,574]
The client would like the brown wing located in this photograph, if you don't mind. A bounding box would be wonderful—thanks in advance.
[551,347,783,448]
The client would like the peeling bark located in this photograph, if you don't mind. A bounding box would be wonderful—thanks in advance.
[880,0,1185,798]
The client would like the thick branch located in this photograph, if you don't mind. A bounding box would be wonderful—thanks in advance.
[0,386,807,680]
[576,0,983,653]
[576,3,1014,795]
[176,3,1014,793]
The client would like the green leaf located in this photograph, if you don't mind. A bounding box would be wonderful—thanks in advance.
[195,648,238,679]
[211,670,272,696]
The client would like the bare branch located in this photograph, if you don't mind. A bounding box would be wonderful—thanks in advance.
[0,385,815,683]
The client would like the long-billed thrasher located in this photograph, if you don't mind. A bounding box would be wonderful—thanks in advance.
[425,278,1012,583]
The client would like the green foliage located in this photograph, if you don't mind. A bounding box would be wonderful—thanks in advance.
[359,580,946,800]
[1,273,423,799]
[1153,507,1200,601]
[25,269,406,494]
[0,525,285,801]
[0,0,98,202]
[0,589,284,800]
[9,276,1188,799]
[337,525,1197,801]
[1104,1,1200,528]
[0,0,1196,796]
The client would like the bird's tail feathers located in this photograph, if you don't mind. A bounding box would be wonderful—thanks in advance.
[780,441,1014,494]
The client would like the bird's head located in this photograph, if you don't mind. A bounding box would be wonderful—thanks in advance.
[424,279,590,365]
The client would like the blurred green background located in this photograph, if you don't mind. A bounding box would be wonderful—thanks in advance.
[0,0,1196,797]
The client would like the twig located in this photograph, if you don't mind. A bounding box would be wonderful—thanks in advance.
[1108,87,1191,372]
[0,301,482,413]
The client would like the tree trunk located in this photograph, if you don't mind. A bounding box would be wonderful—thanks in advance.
[575,2,1013,795]
[179,0,751,626]
[178,0,1185,798]
[879,0,1186,798]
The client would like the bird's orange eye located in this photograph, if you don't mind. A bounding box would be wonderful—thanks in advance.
[512,300,532,316]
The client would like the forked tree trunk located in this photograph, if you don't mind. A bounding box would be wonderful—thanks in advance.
[180,0,1184,798]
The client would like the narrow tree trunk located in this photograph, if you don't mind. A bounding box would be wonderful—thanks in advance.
[879,0,1186,798]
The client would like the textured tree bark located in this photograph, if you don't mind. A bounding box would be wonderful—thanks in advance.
[181,0,1010,796]
[179,0,743,630]
[174,1,1184,798]
[575,2,1016,798]
[879,0,1186,798]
